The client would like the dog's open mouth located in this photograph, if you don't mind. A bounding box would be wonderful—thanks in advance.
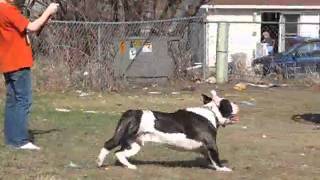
[222,115,240,127]
[230,115,240,123]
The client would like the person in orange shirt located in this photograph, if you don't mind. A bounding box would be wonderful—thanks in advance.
[0,0,59,150]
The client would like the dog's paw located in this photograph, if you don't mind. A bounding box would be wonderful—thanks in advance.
[97,148,109,167]
[216,166,232,172]
[97,158,104,167]
[127,165,137,170]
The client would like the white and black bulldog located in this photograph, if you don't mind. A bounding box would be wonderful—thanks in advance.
[97,90,240,172]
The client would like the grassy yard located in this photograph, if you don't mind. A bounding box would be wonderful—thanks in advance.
[0,85,319,180]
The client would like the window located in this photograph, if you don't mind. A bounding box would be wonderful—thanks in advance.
[313,42,320,51]
[285,14,299,36]
[296,44,312,53]
[284,14,300,51]
[293,42,320,58]
[310,42,320,58]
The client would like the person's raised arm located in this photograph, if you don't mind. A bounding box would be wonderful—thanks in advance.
[27,3,59,32]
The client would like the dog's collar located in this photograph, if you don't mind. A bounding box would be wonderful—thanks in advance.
[202,104,234,128]
[201,105,222,127]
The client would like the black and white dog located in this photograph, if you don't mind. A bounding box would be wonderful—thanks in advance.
[97,90,240,172]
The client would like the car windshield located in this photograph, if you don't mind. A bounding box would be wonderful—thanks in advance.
[284,41,320,56]
[284,43,303,55]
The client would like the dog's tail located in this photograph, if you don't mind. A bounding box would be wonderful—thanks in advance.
[103,110,142,151]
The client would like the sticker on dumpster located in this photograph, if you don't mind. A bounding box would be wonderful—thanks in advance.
[133,40,143,48]
[120,41,126,56]
[129,48,137,60]
[142,42,152,53]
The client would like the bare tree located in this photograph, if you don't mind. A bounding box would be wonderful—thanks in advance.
[30,0,208,21]
[173,0,205,18]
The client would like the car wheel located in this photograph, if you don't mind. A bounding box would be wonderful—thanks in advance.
[266,72,284,83]
[252,64,264,75]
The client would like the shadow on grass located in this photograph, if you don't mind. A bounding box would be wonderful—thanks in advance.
[119,158,229,169]
[291,113,320,124]
[28,129,61,142]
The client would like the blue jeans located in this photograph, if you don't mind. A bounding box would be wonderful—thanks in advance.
[3,68,32,147]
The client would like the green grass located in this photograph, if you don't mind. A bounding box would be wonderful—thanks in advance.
[0,86,319,180]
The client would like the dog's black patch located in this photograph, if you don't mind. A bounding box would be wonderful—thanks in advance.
[219,99,233,118]
[154,110,216,141]
[292,113,320,124]
[104,110,143,150]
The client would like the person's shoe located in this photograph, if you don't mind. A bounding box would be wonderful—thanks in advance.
[18,142,41,150]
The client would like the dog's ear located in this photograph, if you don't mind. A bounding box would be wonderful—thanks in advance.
[201,94,212,104]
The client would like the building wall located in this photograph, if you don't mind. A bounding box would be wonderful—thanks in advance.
[299,13,320,38]
[205,17,218,67]
[206,9,261,67]
[206,9,320,68]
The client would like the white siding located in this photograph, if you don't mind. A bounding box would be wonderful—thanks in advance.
[228,21,261,67]
[206,10,261,67]
[205,9,320,68]
[206,15,218,67]
[299,14,320,38]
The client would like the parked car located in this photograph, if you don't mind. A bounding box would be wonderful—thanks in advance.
[252,39,320,78]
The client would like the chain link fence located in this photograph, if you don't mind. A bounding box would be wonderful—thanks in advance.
[31,17,205,91]
[30,18,320,91]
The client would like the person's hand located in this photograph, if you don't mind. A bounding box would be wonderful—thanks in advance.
[46,3,59,15]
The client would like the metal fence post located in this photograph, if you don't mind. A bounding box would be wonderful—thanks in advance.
[216,22,229,84]
[98,25,102,62]
[203,17,208,80]
[97,24,105,90]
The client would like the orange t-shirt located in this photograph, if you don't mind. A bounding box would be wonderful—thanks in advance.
[0,2,33,73]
